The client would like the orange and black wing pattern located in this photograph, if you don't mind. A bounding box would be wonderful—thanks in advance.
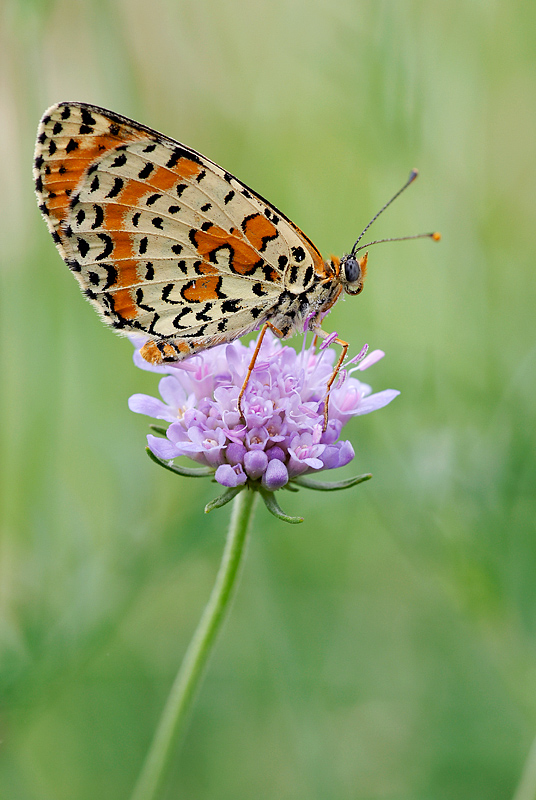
[34,102,326,362]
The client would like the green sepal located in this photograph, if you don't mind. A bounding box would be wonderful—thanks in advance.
[205,486,244,513]
[282,482,300,493]
[149,424,168,438]
[259,488,304,524]
[291,473,372,491]
[146,447,214,478]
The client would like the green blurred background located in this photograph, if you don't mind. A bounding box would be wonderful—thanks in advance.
[1,0,536,798]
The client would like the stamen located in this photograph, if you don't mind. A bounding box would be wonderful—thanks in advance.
[347,343,369,365]
[320,331,338,350]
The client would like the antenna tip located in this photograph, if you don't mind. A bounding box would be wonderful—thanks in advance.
[409,168,419,182]
[431,231,441,241]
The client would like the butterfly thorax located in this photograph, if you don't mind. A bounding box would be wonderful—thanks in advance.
[267,256,343,338]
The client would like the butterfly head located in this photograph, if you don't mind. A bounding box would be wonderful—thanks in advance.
[339,251,368,296]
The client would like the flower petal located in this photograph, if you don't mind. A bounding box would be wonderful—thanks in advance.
[215,463,248,488]
[147,434,179,460]
[353,389,400,415]
[262,459,289,490]
[129,393,172,420]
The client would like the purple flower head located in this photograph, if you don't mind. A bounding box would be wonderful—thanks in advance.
[130,331,399,492]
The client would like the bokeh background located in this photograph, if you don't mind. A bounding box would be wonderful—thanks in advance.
[1,1,536,798]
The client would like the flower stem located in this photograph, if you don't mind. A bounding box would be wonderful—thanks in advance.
[130,488,258,800]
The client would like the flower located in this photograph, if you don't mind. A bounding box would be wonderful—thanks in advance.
[129,331,399,496]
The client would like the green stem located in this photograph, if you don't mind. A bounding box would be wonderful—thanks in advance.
[130,488,258,800]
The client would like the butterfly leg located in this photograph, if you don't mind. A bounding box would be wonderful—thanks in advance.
[238,322,283,422]
[313,328,349,430]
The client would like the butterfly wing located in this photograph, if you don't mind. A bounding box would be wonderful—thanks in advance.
[34,102,327,362]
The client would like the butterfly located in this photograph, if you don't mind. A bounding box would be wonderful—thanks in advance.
[34,102,438,425]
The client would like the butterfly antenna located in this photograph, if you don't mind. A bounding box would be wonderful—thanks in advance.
[353,230,441,254]
[351,168,424,257]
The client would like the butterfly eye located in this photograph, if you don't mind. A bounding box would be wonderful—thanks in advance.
[343,257,361,284]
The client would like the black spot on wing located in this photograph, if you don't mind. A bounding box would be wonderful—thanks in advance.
[288,265,299,284]
[145,262,154,280]
[172,307,192,329]
[221,299,242,313]
[167,147,202,169]
[166,150,181,169]
[91,205,104,229]
[138,163,154,180]
[195,302,213,322]
[106,178,124,199]
[303,265,314,286]
[102,263,119,289]
[135,288,155,313]
[252,282,268,297]
[81,108,96,127]
[111,153,127,168]
[162,284,180,304]
[262,264,277,281]
[147,313,160,334]
[95,233,114,261]
[77,238,90,258]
